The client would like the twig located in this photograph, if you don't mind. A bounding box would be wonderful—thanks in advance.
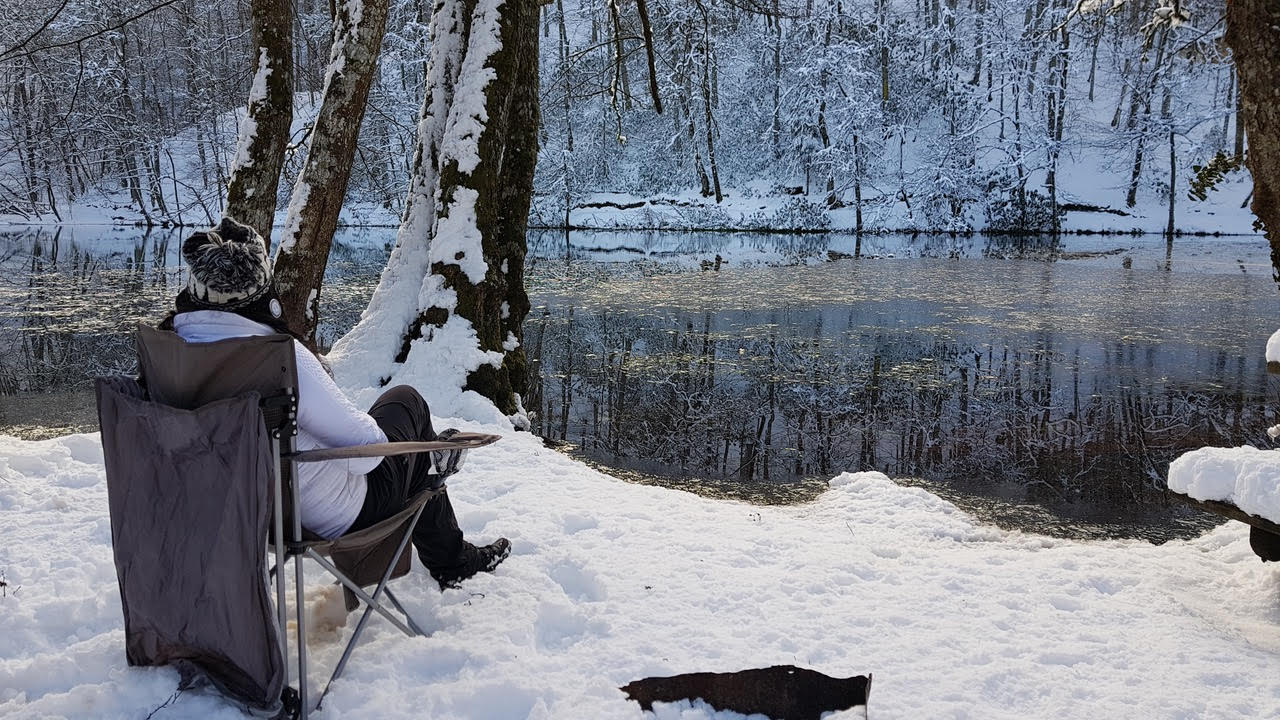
[143,688,183,720]
[0,0,185,62]
[0,0,71,61]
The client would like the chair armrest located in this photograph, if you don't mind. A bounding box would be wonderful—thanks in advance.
[288,433,500,463]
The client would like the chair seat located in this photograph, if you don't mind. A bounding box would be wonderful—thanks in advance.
[312,488,444,612]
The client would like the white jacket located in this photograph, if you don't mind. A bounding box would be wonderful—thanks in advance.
[173,311,386,538]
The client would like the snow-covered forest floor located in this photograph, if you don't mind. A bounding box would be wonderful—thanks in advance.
[0,169,1258,235]
[3,416,1280,718]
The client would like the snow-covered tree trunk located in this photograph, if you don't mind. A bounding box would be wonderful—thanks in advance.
[224,0,293,246]
[417,0,538,417]
[1224,0,1280,277]
[273,0,391,345]
[330,0,479,380]
[331,0,540,423]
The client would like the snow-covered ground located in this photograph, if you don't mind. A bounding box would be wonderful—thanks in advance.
[1,167,1259,237]
[3,424,1280,719]
[523,169,1260,236]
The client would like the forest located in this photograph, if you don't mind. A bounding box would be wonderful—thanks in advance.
[0,0,1250,234]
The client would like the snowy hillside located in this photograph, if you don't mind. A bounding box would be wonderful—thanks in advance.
[0,0,1261,235]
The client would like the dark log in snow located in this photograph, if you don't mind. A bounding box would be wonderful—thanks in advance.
[1168,491,1280,537]
[620,665,871,720]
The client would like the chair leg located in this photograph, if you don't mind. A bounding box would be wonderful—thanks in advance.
[294,552,308,719]
[317,601,377,709]
[308,492,434,711]
[384,588,428,637]
[270,439,289,696]
[311,499,432,709]
[304,550,418,637]
[314,587,429,709]
[288,453,310,720]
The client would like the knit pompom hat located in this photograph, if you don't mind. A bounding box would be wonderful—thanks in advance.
[182,217,272,309]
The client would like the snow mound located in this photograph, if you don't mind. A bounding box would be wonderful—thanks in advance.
[1267,328,1280,364]
[1169,446,1280,523]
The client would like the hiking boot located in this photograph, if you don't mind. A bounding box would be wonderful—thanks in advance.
[431,538,511,590]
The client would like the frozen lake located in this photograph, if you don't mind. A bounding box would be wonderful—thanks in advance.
[2,226,1276,541]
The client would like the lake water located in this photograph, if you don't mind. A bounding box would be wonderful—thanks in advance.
[2,226,1276,542]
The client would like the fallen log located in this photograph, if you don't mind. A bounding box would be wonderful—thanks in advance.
[620,664,871,720]
[1167,491,1280,537]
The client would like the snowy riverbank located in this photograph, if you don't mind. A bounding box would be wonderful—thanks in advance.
[3,424,1280,718]
[0,168,1261,237]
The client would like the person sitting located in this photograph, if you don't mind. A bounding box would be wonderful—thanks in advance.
[162,216,510,589]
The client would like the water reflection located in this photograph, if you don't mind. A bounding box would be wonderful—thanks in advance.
[523,254,1278,541]
[2,226,1276,541]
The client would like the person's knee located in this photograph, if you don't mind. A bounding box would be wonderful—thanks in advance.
[385,384,429,415]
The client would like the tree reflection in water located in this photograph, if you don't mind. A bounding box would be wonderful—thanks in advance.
[3,227,1277,540]
[525,254,1278,541]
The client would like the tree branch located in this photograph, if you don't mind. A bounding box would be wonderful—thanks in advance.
[0,0,184,62]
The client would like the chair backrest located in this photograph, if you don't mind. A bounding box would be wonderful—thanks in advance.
[135,322,310,540]
[135,323,298,411]
[96,374,286,712]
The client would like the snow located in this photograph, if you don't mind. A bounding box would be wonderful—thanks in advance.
[1267,328,1280,364]
[432,187,489,284]
[4,426,1280,718]
[438,0,505,176]
[277,180,311,255]
[523,175,1262,236]
[1169,447,1280,524]
[229,48,273,176]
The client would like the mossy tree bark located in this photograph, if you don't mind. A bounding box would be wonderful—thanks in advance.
[224,0,293,247]
[274,0,391,346]
[414,0,539,416]
[1225,0,1280,282]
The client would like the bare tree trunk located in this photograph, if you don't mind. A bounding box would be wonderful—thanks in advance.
[557,0,574,151]
[1234,69,1247,160]
[700,10,722,203]
[432,0,538,414]
[1167,130,1176,240]
[1087,13,1102,102]
[635,0,662,113]
[1225,0,1279,278]
[1221,69,1233,150]
[1126,29,1167,209]
[115,34,152,226]
[608,0,630,109]
[273,0,392,345]
[853,133,863,233]
[225,0,294,245]
[1046,20,1069,232]
[772,0,783,156]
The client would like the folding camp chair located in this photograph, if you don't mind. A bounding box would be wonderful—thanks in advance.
[97,323,498,718]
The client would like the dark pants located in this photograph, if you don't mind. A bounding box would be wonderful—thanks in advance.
[346,385,466,571]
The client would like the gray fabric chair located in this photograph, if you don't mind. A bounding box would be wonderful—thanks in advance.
[97,324,498,718]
